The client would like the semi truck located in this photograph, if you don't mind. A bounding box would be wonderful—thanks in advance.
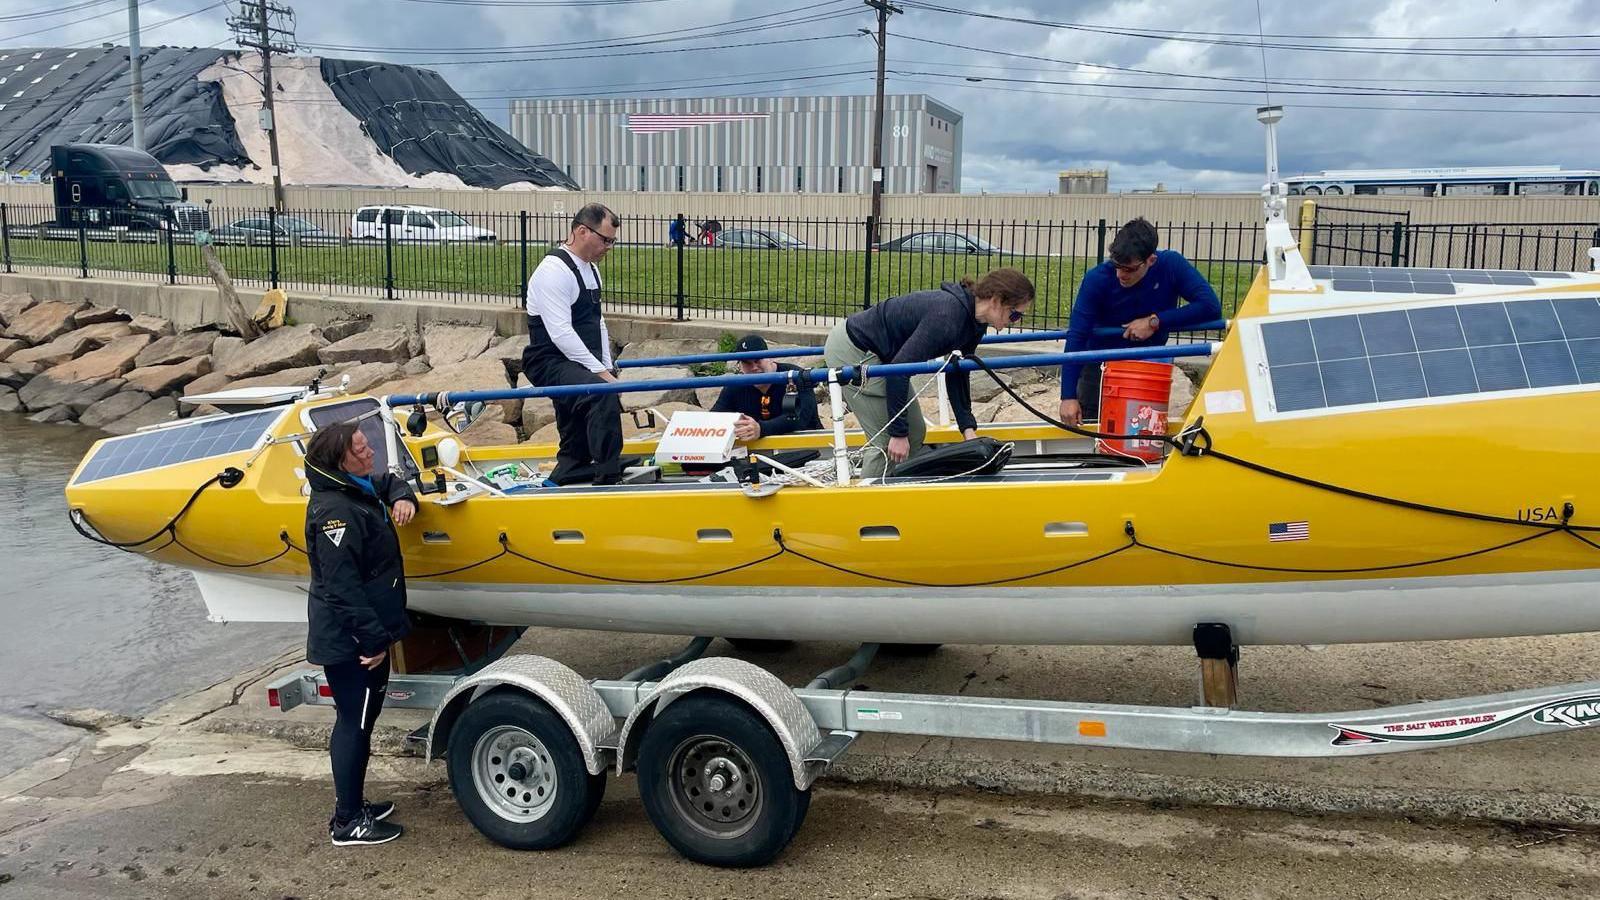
[50,143,209,231]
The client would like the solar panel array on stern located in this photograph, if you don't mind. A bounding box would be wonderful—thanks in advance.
[1261,297,1600,414]
[1308,266,1573,296]
[74,409,283,484]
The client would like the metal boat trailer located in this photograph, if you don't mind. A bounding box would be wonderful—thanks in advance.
[266,624,1600,867]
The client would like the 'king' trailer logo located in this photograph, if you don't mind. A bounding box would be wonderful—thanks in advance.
[1328,693,1600,747]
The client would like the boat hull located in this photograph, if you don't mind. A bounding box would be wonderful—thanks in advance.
[193,567,1600,646]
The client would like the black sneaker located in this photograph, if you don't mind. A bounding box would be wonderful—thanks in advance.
[364,800,395,823]
[330,811,402,847]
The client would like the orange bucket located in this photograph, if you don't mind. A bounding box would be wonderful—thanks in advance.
[1096,360,1171,461]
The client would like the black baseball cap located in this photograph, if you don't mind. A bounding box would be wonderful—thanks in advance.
[734,334,768,353]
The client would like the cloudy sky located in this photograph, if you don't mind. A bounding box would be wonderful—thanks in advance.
[13,0,1600,192]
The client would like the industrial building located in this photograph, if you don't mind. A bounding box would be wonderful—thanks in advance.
[1058,168,1109,194]
[509,94,962,193]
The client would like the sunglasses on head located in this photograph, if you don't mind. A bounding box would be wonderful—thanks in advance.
[584,224,617,246]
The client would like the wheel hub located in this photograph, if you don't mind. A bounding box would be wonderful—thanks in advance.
[670,738,761,833]
[471,725,558,822]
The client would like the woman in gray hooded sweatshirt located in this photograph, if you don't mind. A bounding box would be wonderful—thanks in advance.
[823,267,1034,478]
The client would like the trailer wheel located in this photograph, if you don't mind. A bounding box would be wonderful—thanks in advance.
[637,694,807,868]
[447,690,605,850]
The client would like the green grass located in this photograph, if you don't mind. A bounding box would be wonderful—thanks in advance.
[4,234,1257,324]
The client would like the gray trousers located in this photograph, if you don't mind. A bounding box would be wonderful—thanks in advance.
[824,322,926,479]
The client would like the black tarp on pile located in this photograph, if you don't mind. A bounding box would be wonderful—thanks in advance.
[0,46,250,174]
[320,58,579,190]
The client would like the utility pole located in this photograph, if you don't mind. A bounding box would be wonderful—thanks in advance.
[228,1,297,210]
[127,0,145,150]
[863,0,901,245]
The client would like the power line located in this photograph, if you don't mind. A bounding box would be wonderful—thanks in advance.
[298,0,855,54]
[392,0,687,5]
[61,1,232,49]
[897,2,1600,58]
[400,33,860,68]
[892,68,1600,100]
[892,34,1600,98]
[0,0,122,24]
[890,77,1600,117]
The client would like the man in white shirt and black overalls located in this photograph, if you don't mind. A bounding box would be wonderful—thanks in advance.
[523,203,624,485]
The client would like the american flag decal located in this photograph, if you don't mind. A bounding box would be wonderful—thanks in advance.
[625,113,769,134]
[1268,521,1310,542]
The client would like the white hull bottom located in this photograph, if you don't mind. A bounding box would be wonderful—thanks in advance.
[192,568,1600,646]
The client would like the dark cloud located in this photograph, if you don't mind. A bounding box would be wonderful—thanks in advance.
[21,0,1600,192]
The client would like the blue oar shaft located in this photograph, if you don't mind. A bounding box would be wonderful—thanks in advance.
[385,343,1217,407]
[613,320,1228,367]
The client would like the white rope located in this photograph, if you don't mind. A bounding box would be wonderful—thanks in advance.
[848,352,960,479]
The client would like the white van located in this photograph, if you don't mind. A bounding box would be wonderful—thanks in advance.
[349,205,497,242]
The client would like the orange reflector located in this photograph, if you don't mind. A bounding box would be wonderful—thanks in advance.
[1078,720,1107,738]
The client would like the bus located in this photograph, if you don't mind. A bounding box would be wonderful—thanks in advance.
[1282,166,1600,198]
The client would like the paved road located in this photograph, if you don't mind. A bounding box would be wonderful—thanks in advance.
[4,761,1598,900]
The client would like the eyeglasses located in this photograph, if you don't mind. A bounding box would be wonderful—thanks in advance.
[584,224,617,247]
[1111,259,1146,274]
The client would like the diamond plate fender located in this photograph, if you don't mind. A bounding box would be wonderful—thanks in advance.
[426,655,617,776]
[614,657,824,790]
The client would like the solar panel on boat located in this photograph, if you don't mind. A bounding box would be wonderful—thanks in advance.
[1261,297,1600,413]
[1308,265,1571,295]
[73,408,282,484]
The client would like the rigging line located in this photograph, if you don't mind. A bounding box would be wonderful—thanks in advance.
[963,355,1600,533]
[499,532,786,584]
[66,472,226,549]
[1128,526,1564,575]
[774,530,1136,587]
[407,546,509,579]
[170,534,293,569]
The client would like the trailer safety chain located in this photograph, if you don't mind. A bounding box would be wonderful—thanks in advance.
[967,355,1600,534]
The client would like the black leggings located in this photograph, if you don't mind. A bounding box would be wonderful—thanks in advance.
[324,655,391,823]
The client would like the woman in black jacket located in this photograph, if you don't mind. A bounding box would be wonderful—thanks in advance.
[303,421,418,847]
[824,267,1035,478]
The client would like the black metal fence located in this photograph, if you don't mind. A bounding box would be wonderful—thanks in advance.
[1310,204,1600,271]
[2,202,1595,330]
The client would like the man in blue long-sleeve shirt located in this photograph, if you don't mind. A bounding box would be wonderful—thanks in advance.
[1058,217,1221,426]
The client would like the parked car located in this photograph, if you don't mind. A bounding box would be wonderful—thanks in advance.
[349,205,497,242]
[715,227,808,250]
[212,215,326,240]
[874,231,1007,255]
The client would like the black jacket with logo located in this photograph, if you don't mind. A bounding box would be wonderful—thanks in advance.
[710,362,821,436]
[304,464,417,665]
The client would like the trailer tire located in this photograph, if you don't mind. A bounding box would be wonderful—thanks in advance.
[638,694,807,868]
[446,690,605,851]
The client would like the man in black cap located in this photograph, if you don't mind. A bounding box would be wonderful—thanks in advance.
[710,333,821,442]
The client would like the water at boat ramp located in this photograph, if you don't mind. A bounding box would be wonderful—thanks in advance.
[0,415,301,777]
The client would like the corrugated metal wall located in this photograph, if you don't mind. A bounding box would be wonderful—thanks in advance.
[505,94,960,194]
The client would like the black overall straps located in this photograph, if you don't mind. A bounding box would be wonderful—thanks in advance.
[525,247,604,378]
[520,247,623,485]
